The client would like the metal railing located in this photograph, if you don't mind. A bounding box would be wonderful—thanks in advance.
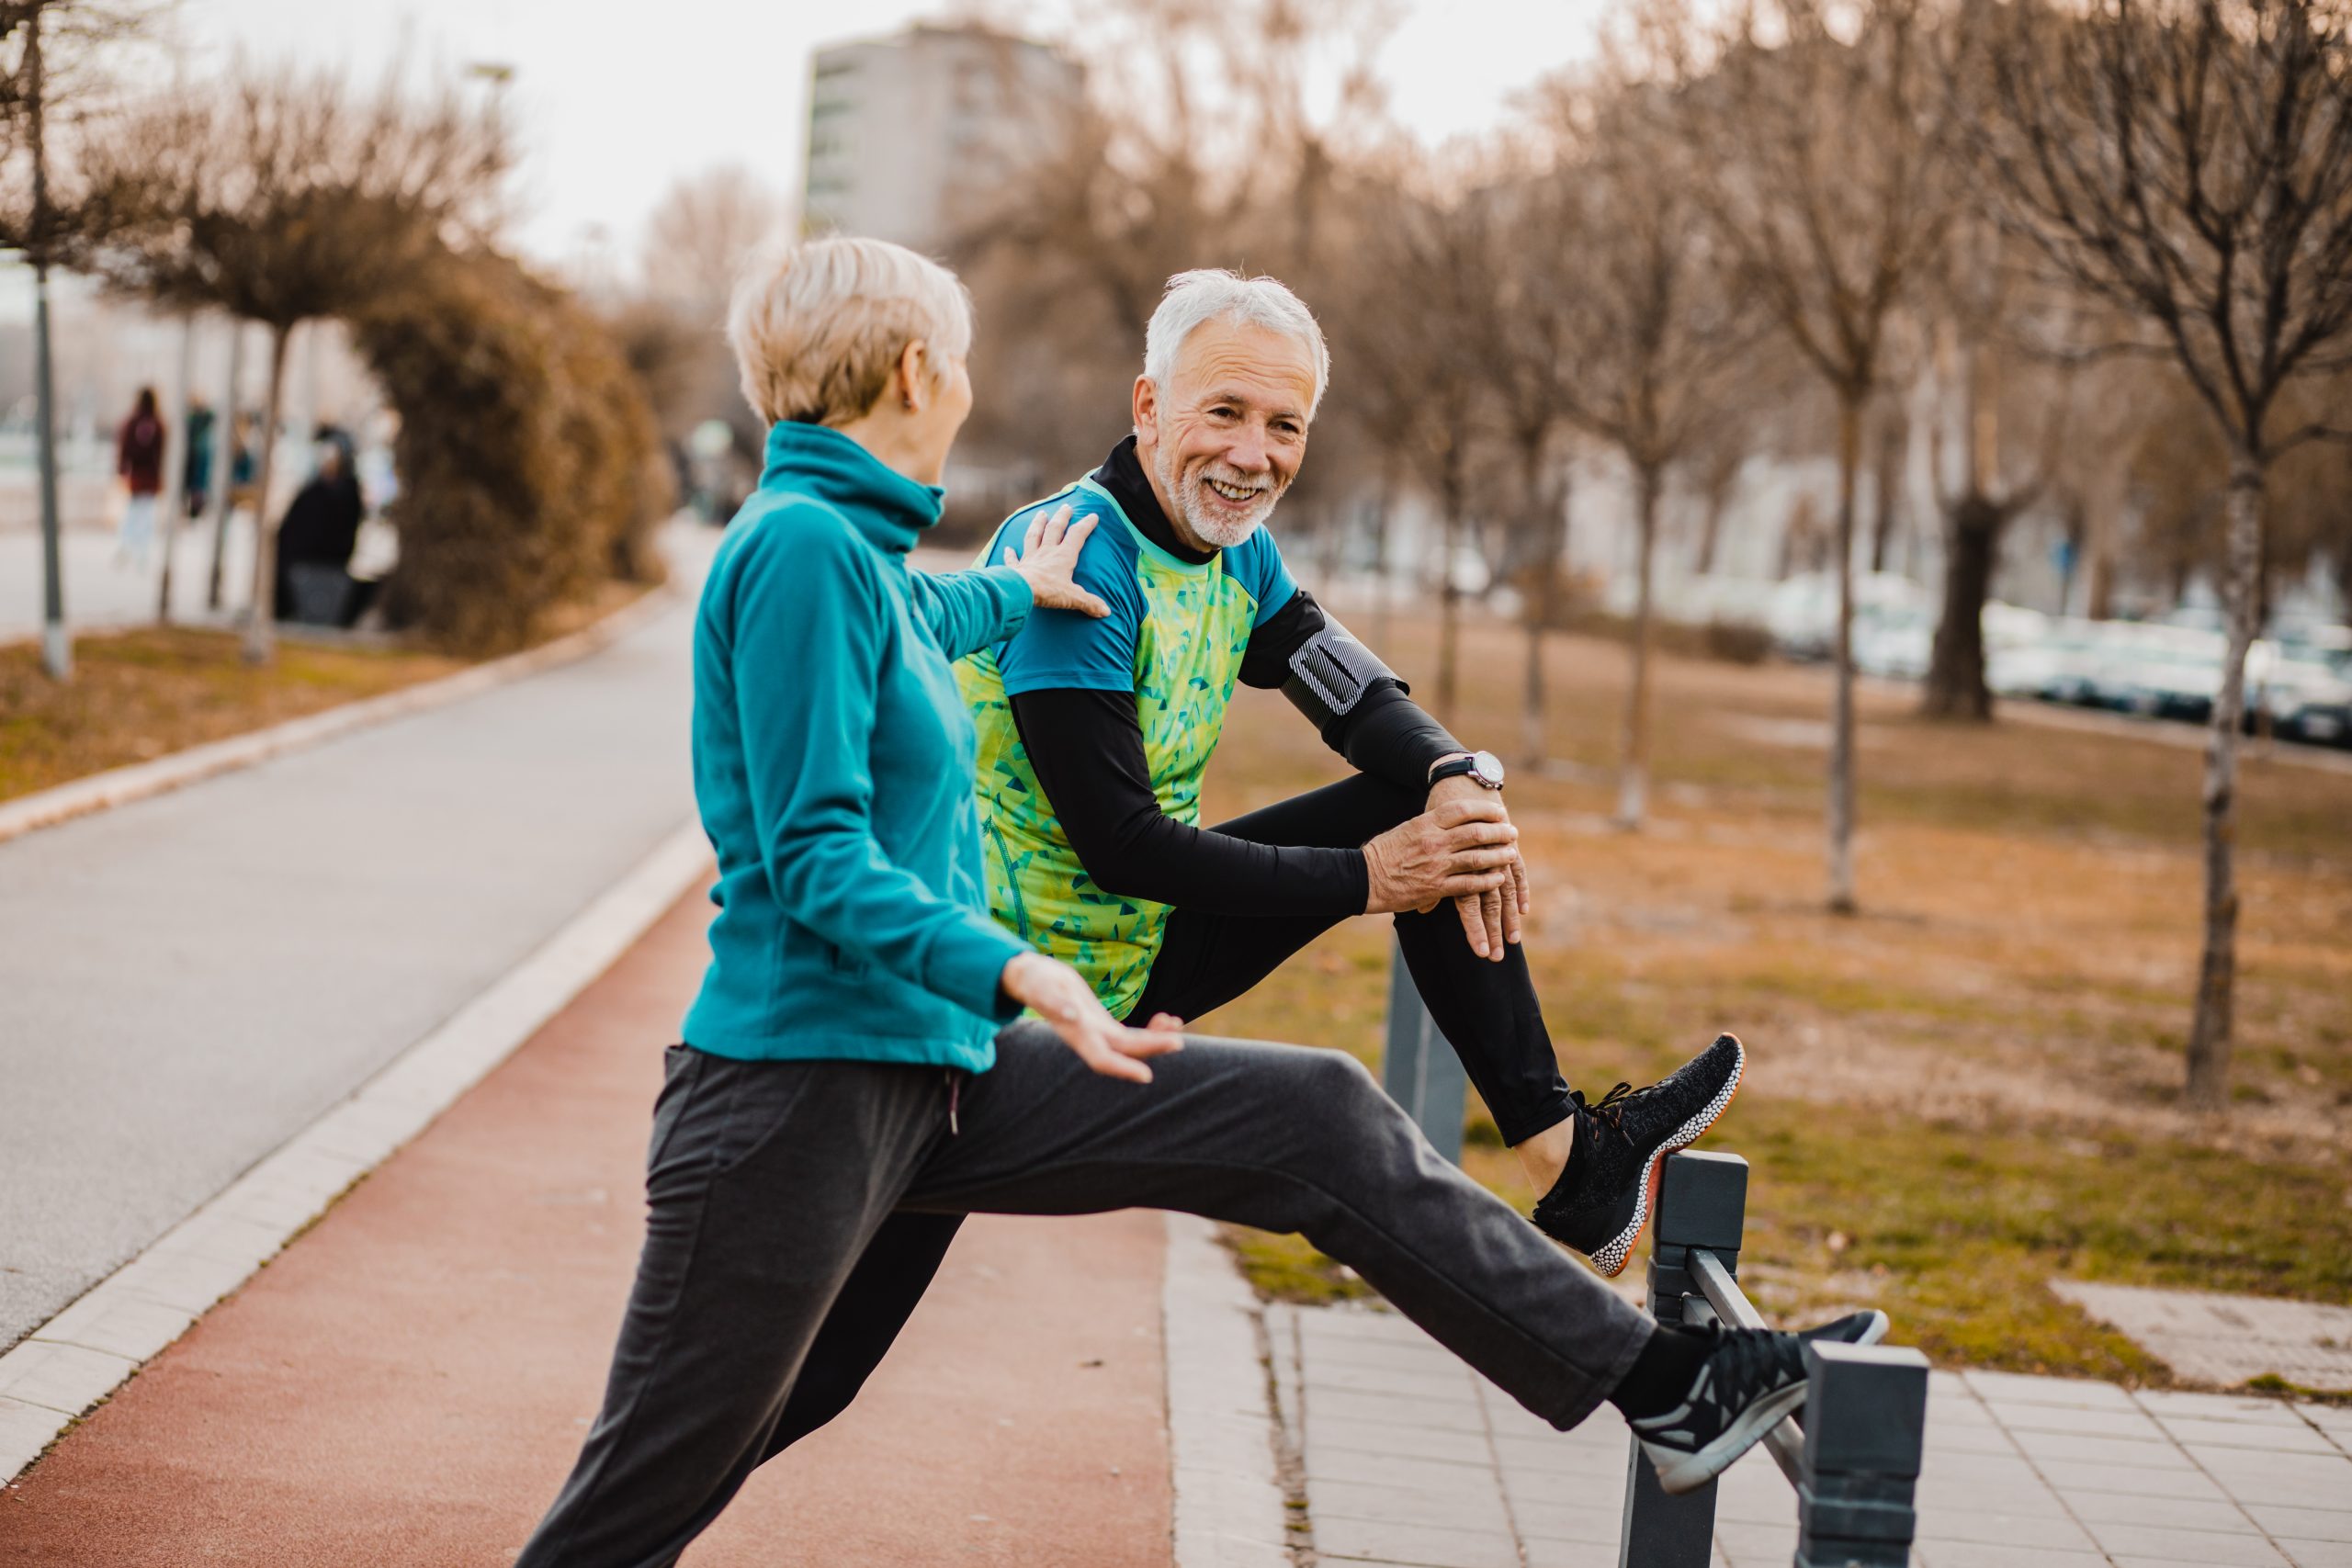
[1622,1150,1930,1568]
[1381,946,1932,1568]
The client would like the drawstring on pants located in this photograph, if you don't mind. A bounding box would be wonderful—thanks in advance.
[945,1070,961,1135]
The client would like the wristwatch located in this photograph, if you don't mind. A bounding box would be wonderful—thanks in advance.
[1427,750,1505,791]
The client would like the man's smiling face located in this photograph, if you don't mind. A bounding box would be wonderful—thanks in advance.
[1133,317,1317,552]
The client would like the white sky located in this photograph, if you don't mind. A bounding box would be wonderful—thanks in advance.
[148,0,1612,272]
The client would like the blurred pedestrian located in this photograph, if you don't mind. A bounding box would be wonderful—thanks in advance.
[273,440,367,625]
[183,400,217,521]
[115,387,167,568]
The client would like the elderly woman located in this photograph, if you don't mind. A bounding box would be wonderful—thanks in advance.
[512,237,1877,1566]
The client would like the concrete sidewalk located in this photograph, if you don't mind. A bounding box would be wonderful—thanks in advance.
[0,886,1182,1566]
[0,529,707,1351]
[1266,1301,2352,1568]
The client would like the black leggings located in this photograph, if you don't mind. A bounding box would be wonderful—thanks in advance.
[757,772,1576,1454]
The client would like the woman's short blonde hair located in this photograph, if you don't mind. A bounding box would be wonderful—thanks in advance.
[727,234,975,428]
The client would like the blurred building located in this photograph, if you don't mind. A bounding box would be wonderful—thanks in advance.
[802,23,1081,254]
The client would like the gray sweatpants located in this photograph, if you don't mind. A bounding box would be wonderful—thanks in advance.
[514,1024,1653,1568]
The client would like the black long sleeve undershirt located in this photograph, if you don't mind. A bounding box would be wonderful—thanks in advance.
[1006,587,1468,919]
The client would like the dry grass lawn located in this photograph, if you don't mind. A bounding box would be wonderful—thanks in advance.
[0,628,465,805]
[1205,611,2352,1386]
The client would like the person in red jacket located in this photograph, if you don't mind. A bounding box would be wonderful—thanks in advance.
[116,387,167,569]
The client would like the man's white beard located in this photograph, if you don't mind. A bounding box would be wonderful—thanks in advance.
[1155,436,1280,549]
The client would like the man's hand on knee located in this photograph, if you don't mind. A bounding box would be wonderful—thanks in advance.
[1363,795,1520,953]
[1425,778,1530,960]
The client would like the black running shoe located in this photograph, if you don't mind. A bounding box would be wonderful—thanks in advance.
[1631,1309,1889,1495]
[1531,1033,1746,1276]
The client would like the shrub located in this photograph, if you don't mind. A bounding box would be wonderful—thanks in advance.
[353,246,669,653]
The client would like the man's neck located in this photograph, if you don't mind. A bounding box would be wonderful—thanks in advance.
[1094,436,1216,565]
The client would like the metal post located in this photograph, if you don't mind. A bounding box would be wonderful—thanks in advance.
[1794,1342,1929,1568]
[1381,937,1465,1167]
[1619,1151,1750,1568]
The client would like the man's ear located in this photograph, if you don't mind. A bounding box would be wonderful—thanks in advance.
[1130,374,1158,444]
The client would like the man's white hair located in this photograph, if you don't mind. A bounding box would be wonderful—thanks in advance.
[1142,269,1330,418]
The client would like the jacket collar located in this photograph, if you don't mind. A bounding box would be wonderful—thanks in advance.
[761,422,944,555]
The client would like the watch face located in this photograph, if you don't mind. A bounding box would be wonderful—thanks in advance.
[1472,750,1506,787]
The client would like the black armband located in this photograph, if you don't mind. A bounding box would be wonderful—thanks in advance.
[1282,615,1398,730]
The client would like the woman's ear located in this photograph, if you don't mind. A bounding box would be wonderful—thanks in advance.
[898,341,929,413]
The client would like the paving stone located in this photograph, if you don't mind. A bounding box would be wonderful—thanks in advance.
[1917,1449,2050,1489]
[2278,1541,2352,1568]
[2160,1416,2342,1454]
[1521,1540,1631,1568]
[28,1292,194,1364]
[2041,1458,2230,1501]
[1917,1506,2098,1552]
[2137,1390,2315,1426]
[1515,1495,1634,1540]
[2245,1504,2352,1542]
[1713,1518,1798,1568]
[1304,1359,1488,1401]
[1917,1479,2074,1521]
[2187,1448,2352,1510]
[1305,1445,1498,1497]
[2084,1518,2292,1565]
[1914,1542,2103,1567]
[1965,1370,2141,1410]
[1926,1421,2030,1457]
[1305,1416,1494,1466]
[2010,1427,2199,1469]
[1305,1386,1493,1436]
[1987,1400,2172,1439]
[2063,1488,2254,1531]
[1314,1516,1521,1568]
[0,1395,65,1481]
[0,1339,136,1416]
[1306,1477,1512,1534]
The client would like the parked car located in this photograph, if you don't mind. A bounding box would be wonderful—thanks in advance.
[2102,626,2229,720]
[2253,642,2352,744]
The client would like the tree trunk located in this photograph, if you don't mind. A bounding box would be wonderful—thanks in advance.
[208,324,246,611]
[1826,393,1862,915]
[1519,437,1566,770]
[2184,448,2264,1110]
[156,314,197,625]
[1870,405,1906,573]
[1922,492,2003,720]
[1367,476,1395,651]
[1435,452,1464,725]
[1616,464,1662,829]
[1695,452,1736,576]
[242,322,293,666]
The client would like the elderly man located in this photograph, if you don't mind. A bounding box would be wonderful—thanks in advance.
[955,267,1746,1271]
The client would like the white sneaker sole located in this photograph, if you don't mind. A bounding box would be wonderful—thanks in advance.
[1588,1035,1747,1279]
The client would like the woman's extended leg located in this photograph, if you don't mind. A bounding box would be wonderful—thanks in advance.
[904,1023,1652,1431]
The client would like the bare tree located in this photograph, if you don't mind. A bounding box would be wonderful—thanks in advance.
[1341,160,1503,723]
[1643,0,1963,909]
[0,0,154,679]
[1919,221,2066,719]
[640,163,786,322]
[83,65,510,663]
[1972,0,2352,1106]
[1537,78,1758,827]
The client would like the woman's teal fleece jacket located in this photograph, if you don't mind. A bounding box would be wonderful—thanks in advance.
[682,421,1035,1070]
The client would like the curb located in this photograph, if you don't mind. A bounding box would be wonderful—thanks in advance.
[1163,1213,1296,1567]
[0,581,682,849]
[0,820,714,1485]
